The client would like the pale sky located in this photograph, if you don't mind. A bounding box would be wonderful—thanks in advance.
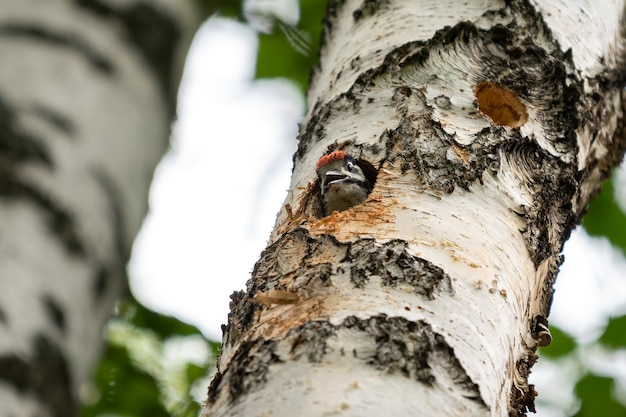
[128,15,626,416]
[129,17,302,340]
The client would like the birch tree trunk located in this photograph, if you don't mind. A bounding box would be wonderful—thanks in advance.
[0,2,199,416]
[203,1,626,416]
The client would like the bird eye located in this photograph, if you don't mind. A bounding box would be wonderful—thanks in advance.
[346,161,355,171]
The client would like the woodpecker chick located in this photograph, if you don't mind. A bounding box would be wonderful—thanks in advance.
[316,150,372,215]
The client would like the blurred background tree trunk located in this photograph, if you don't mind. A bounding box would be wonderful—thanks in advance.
[0,2,199,416]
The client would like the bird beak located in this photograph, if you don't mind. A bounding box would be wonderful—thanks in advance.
[323,170,348,189]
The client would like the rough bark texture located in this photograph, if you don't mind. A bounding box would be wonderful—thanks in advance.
[0,1,199,416]
[204,1,626,416]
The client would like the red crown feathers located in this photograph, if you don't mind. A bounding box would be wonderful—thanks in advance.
[316,150,347,170]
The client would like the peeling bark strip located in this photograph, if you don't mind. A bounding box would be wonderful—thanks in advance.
[42,295,67,334]
[204,1,626,417]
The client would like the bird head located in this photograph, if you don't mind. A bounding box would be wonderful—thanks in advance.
[316,150,372,215]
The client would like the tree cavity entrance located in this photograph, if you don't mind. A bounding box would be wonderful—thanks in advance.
[475,81,528,128]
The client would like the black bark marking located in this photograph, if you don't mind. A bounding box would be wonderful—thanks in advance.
[352,0,390,22]
[0,96,53,167]
[42,294,66,334]
[344,315,485,406]
[91,169,127,259]
[321,0,348,48]
[500,139,578,266]
[345,315,434,383]
[75,0,180,102]
[284,321,337,363]
[248,229,452,302]
[348,239,454,298]
[0,306,7,325]
[91,168,129,296]
[93,264,109,300]
[0,95,86,257]
[0,23,114,75]
[0,335,76,417]
[0,353,29,392]
[32,104,76,137]
[210,316,485,409]
[207,338,281,406]
[0,169,87,257]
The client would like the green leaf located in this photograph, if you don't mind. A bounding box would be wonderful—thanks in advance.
[198,0,242,20]
[170,400,201,417]
[185,363,207,384]
[582,175,626,255]
[118,297,203,339]
[82,345,169,417]
[539,325,576,358]
[599,315,626,349]
[574,374,626,417]
[255,0,326,92]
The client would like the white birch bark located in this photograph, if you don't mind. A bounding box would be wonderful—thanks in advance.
[203,1,626,416]
[0,1,199,416]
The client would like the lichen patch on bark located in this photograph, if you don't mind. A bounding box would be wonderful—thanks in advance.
[209,315,486,410]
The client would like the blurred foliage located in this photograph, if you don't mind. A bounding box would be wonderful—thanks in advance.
[198,0,241,20]
[599,314,626,349]
[83,344,169,417]
[255,0,326,93]
[200,0,325,93]
[574,374,626,417]
[578,172,626,414]
[583,174,626,255]
[81,296,220,417]
[536,175,626,413]
[118,297,203,339]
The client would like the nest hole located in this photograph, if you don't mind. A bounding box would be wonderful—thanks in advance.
[309,156,379,218]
